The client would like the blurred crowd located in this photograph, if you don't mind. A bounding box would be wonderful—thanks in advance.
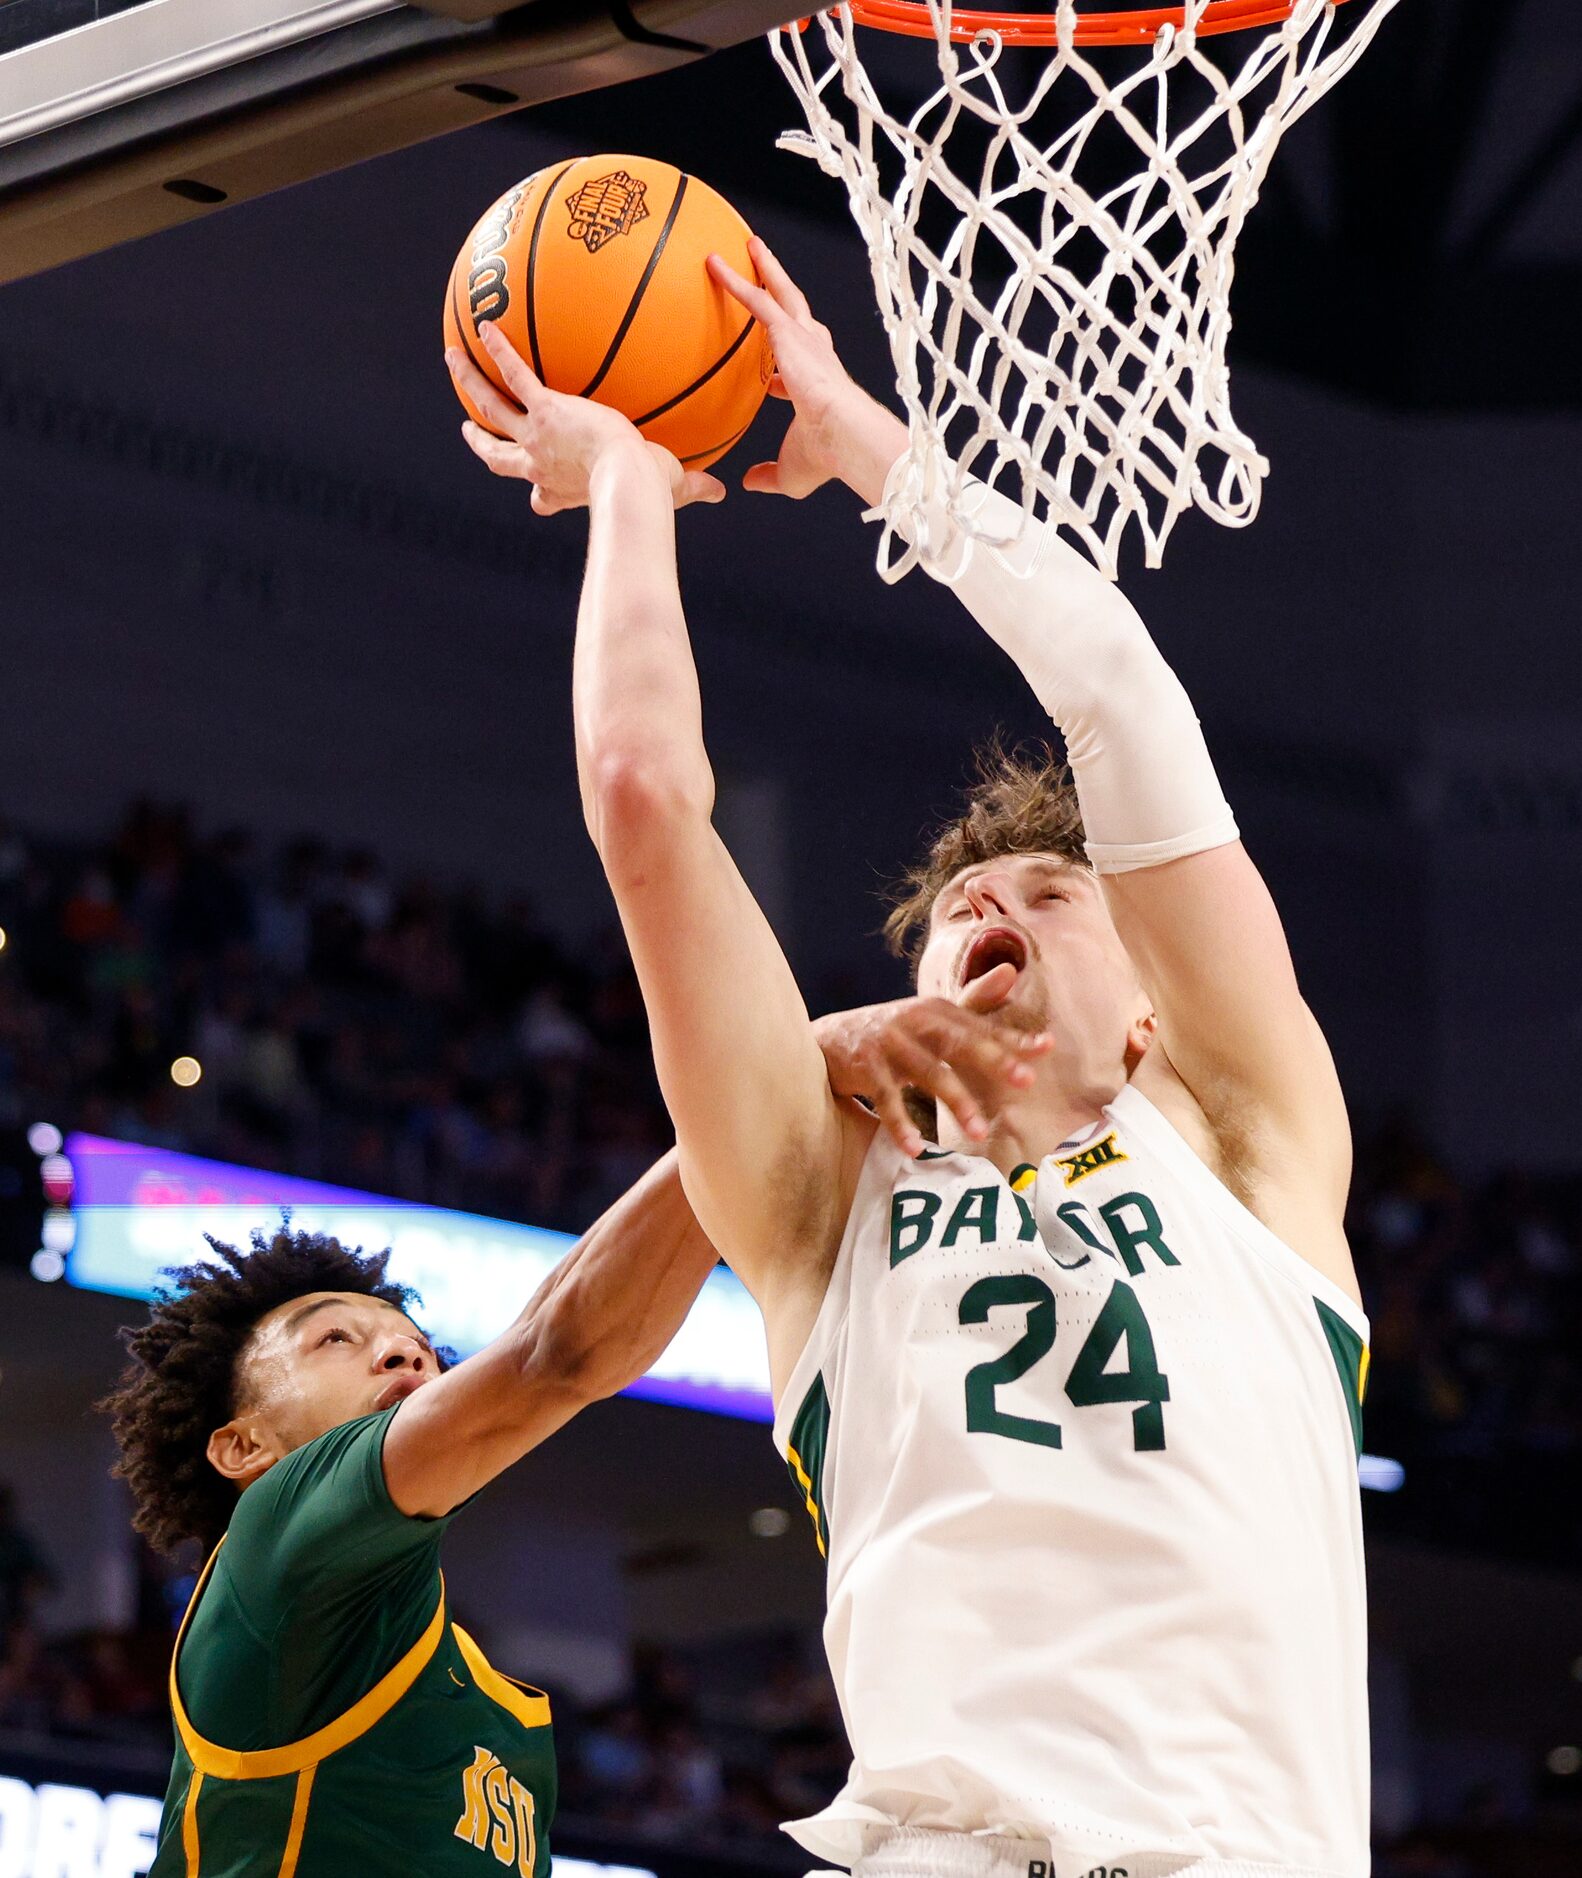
[554,1641,849,1853]
[1345,1123,1582,1569]
[0,799,1579,1568]
[0,802,671,1233]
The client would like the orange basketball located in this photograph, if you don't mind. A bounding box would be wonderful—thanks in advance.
[443,154,774,471]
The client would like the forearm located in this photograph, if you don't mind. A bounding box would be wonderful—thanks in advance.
[574,444,714,847]
[526,1150,719,1400]
[825,386,1235,871]
[903,472,1237,872]
[830,386,910,510]
[383,1152,717,1515]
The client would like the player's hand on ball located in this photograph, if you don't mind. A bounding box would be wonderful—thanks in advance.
[813,969,1054,1157]
[708,238,891,501]
[445,326,725,514]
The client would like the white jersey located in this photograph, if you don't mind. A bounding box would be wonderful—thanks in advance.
[773,1082,1370,1878]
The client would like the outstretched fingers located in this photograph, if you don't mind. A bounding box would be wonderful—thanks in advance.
[747,235,811,320]
[883,986,1056,1141]
[937,1016,1050,1099]
[446,346,526,441]
[867,1070,927,1159]
[461,420,532,482]
[741,461,785,496]
[883,1030,989,1145]
[707,253,779,327]
[674,469,727,509]
[478,320,546,409]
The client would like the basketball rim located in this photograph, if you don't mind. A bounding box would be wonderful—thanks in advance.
[841,0,1359,49]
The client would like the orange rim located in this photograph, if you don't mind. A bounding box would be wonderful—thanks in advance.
[842,0,1353,48]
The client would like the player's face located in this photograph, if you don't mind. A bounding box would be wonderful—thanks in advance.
[916,853,1152,1086]
[228,1292,439,1463]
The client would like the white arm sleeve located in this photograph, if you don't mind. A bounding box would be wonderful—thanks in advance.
[885,470,1238,874]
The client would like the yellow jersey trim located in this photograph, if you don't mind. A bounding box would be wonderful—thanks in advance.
[277,1765,317,1878]
[170,1540,448,1780]
[452,1624,552,1731]
[785,1443,827,1559]
[181,1768,203,1878]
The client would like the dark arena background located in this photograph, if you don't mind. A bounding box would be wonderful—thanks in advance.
[0,3,1580,1875]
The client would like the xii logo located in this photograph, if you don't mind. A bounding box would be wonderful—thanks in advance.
[1056,1132,1128,1187]
[454,1745,537,1875]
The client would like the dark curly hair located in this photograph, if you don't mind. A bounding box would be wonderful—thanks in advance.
[99,1224,431,1559]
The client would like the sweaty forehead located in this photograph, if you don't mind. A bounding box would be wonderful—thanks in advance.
[247,1290,415,1351]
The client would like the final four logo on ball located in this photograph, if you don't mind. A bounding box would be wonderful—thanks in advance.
[565,171,650,255]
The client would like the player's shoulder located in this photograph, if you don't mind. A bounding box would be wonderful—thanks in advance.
[1119,1062,1363,1307]
[226,1408,398,1548]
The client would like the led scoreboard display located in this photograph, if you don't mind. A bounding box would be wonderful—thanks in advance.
[0,1773,656,1878]
[0,1779,160,1878]
[58,1132,773,1422]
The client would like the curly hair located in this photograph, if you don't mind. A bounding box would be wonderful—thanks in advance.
[883,738,1087,974]
[99,1224,426,1559]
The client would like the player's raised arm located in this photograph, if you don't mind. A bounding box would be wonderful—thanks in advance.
[915,506,1351,1248]
[714,240,1351,1288]
[380,1149,720,1516]
[946,528,1345,1156]
[446,327,865,1391]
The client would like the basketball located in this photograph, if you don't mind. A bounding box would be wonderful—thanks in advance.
[443,154,774,471]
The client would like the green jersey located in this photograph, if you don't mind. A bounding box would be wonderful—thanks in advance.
[151,1410,555,1878]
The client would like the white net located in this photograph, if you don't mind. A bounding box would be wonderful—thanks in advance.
[773,0,1400,580]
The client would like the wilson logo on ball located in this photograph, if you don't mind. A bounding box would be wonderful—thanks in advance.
[467,182,527,324]
[565,171,650,254]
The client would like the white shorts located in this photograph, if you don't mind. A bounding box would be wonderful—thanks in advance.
[836,1826,1353,1878]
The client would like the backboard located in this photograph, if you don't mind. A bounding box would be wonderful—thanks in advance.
[0,0,801,284]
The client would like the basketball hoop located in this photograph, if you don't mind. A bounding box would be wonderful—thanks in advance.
[771,0,1400,580]
[842,0,1356,48]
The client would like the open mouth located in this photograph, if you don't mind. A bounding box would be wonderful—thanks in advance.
[959,926,1028,989]
[375,1375,424,1412]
